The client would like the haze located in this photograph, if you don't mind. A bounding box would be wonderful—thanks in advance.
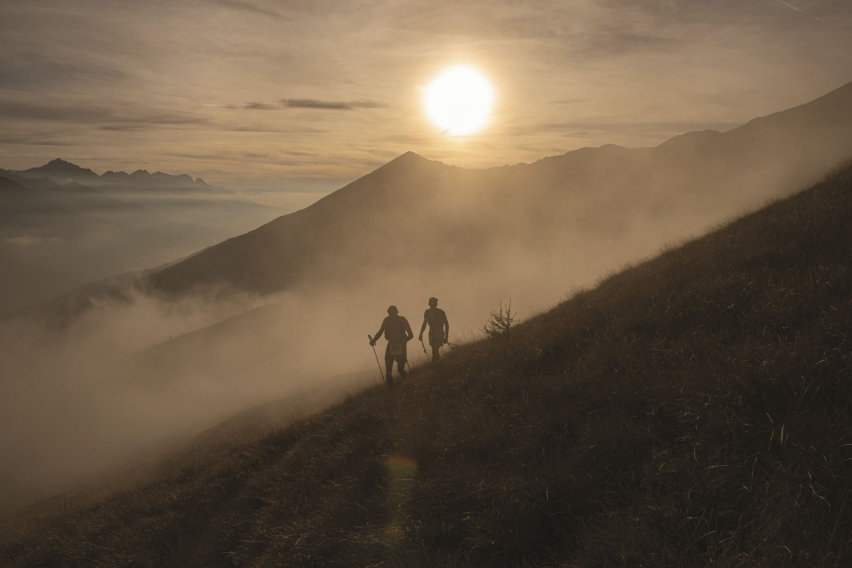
[2,1,852,202]
[2,0,852,521]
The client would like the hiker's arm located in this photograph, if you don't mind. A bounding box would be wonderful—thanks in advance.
[444,314,449,341]
[419,312,427,339]
[405,319,414,341]
[370,324,385,345]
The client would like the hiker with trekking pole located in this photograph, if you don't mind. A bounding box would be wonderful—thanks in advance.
[419,296,449,362]
[369,305,413,389]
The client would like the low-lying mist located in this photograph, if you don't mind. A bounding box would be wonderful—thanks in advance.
[0,229,648,519]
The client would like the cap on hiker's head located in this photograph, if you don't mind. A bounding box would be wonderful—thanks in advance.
[387,305,398,315]
[429,297,438,305]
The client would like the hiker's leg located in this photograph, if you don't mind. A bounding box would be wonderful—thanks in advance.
[429,333,443,362]
[385,352,394,386]
[398,345,408,378]
[429,336,440,361]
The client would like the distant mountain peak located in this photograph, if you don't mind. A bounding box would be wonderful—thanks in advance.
[47,158,74,167]
[382,151,426,167]
[28,158,97,178]
[384,151,448,169]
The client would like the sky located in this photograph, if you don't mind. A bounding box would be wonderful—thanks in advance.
[2,0,852,207]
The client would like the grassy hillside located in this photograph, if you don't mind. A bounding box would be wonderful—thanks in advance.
[2,162,850,566]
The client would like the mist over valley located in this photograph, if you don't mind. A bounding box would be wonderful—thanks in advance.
[0,159,282,316]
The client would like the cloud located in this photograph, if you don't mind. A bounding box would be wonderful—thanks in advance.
[163,148,318,164]
[282,99,385,111]
[0,134,73,147]
[244,102,279,110]
[773,0,852,37]
[0,54,128,92]
[240,99,386,112]
[208,0,290,21]
[775,0,806,12]
[0,101,111,123]
[3,236,63,247]
[0,100,208,130]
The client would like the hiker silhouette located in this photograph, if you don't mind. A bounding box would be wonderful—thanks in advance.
[419,297,449,362]
[370,305,413,388]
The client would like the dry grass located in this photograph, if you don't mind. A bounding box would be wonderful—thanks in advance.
[1,163,850,566]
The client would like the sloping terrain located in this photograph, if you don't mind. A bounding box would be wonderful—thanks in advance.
[2,160,848,566]
[145,81,852,301]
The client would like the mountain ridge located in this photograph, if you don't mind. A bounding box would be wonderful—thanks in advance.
[21,158,213,191]
[141,80,852,301]
[24,158,98,180]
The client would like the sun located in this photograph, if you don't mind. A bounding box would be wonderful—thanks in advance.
[424,65,494,136]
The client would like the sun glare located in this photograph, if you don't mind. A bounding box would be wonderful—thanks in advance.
[424,65,494,136]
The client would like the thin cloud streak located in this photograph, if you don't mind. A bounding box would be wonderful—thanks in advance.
[0,100,209,129]
[209,0,290,21]
[242,99,386,111]
[282,99,385,110]
[244,102,278,110]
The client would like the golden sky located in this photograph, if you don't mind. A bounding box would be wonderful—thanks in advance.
[2,0,852,200]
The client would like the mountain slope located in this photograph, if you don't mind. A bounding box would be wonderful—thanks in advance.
[147,151,459,293]
[144,81,852,302]
[3,160,849,566]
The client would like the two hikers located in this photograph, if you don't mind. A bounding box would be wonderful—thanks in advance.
[369,297,450,387]
[419,296,449,362]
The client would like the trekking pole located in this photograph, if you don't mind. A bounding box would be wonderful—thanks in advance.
[367,335,385,382]
[419,337,428,357]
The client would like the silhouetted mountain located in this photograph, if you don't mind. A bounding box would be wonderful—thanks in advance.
[148,150,459,294]
[18,158,225,196]
[101,168,216,192]
[20,158,215,191]
[23,158,97,182]
[146,81,852,300]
